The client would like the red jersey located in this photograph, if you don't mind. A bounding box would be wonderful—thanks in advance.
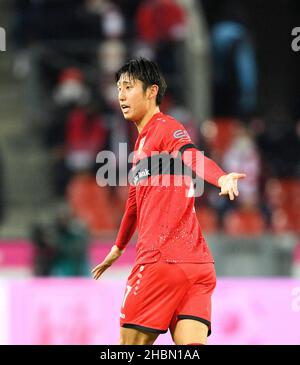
[115,112,225,264]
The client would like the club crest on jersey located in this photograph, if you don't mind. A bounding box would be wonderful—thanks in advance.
[173,129,190,139]
[138,137,146,152]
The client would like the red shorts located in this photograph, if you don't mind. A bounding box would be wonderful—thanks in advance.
[120,261,216,336]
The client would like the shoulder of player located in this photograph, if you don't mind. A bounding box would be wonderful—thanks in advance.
[155,113,185,134]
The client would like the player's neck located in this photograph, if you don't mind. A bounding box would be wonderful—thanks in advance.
[136,106,160,134]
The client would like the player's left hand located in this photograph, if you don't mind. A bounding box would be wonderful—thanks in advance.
[218,173,246,200]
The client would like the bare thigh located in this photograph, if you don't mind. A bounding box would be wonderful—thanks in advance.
[171,319,208,345]
[120,327,160,345]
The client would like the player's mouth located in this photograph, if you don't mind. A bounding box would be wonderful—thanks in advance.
[121,105,130,113]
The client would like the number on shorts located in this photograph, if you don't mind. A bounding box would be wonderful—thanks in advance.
[122,285,132,308]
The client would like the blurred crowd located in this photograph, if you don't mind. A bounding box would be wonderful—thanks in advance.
[6,0,300,275]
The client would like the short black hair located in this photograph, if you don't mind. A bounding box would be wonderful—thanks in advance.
[115,57,167,105]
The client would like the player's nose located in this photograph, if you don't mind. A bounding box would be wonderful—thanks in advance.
[118,89,126,102]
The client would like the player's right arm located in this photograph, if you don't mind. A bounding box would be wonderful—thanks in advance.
[92,185,137,280]
[114,184,137,250]
[92,244,123,280]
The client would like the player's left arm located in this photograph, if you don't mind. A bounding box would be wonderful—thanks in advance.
[159,120,246,200]
[181,147,246,200]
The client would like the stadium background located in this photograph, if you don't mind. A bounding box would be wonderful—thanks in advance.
[0,0,299,344]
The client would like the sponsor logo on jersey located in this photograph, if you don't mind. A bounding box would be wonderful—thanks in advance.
[173,129,190,140]
[133,168,150,185]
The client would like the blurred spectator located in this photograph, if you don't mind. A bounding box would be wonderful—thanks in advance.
[50,204,90,277]
[65,102,108,172]
[136,0,186,43]
[47,100,108,196]
[32,223,57,276]
[49,67,91,129]
[46,67,109,196]
[222,122,261,204]
[201,118,237,163]
[53,67,90,107]
[97,39,126,75]
[84,0,125,38]
[135,0,187,86]
[204,121,263,227]
[211,18,257,118]
[32,204,90,277]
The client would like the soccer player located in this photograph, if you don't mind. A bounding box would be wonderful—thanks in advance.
[92,58,245,345]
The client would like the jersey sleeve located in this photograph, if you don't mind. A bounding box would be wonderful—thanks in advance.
[157,119,194,153]
[181,146,226,187]
[115,185,137,250]
[157,118,226,187]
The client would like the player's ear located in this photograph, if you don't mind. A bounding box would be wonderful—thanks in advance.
[148,84,159,101]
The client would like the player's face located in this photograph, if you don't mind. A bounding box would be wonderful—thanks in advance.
[117,74,149,123]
